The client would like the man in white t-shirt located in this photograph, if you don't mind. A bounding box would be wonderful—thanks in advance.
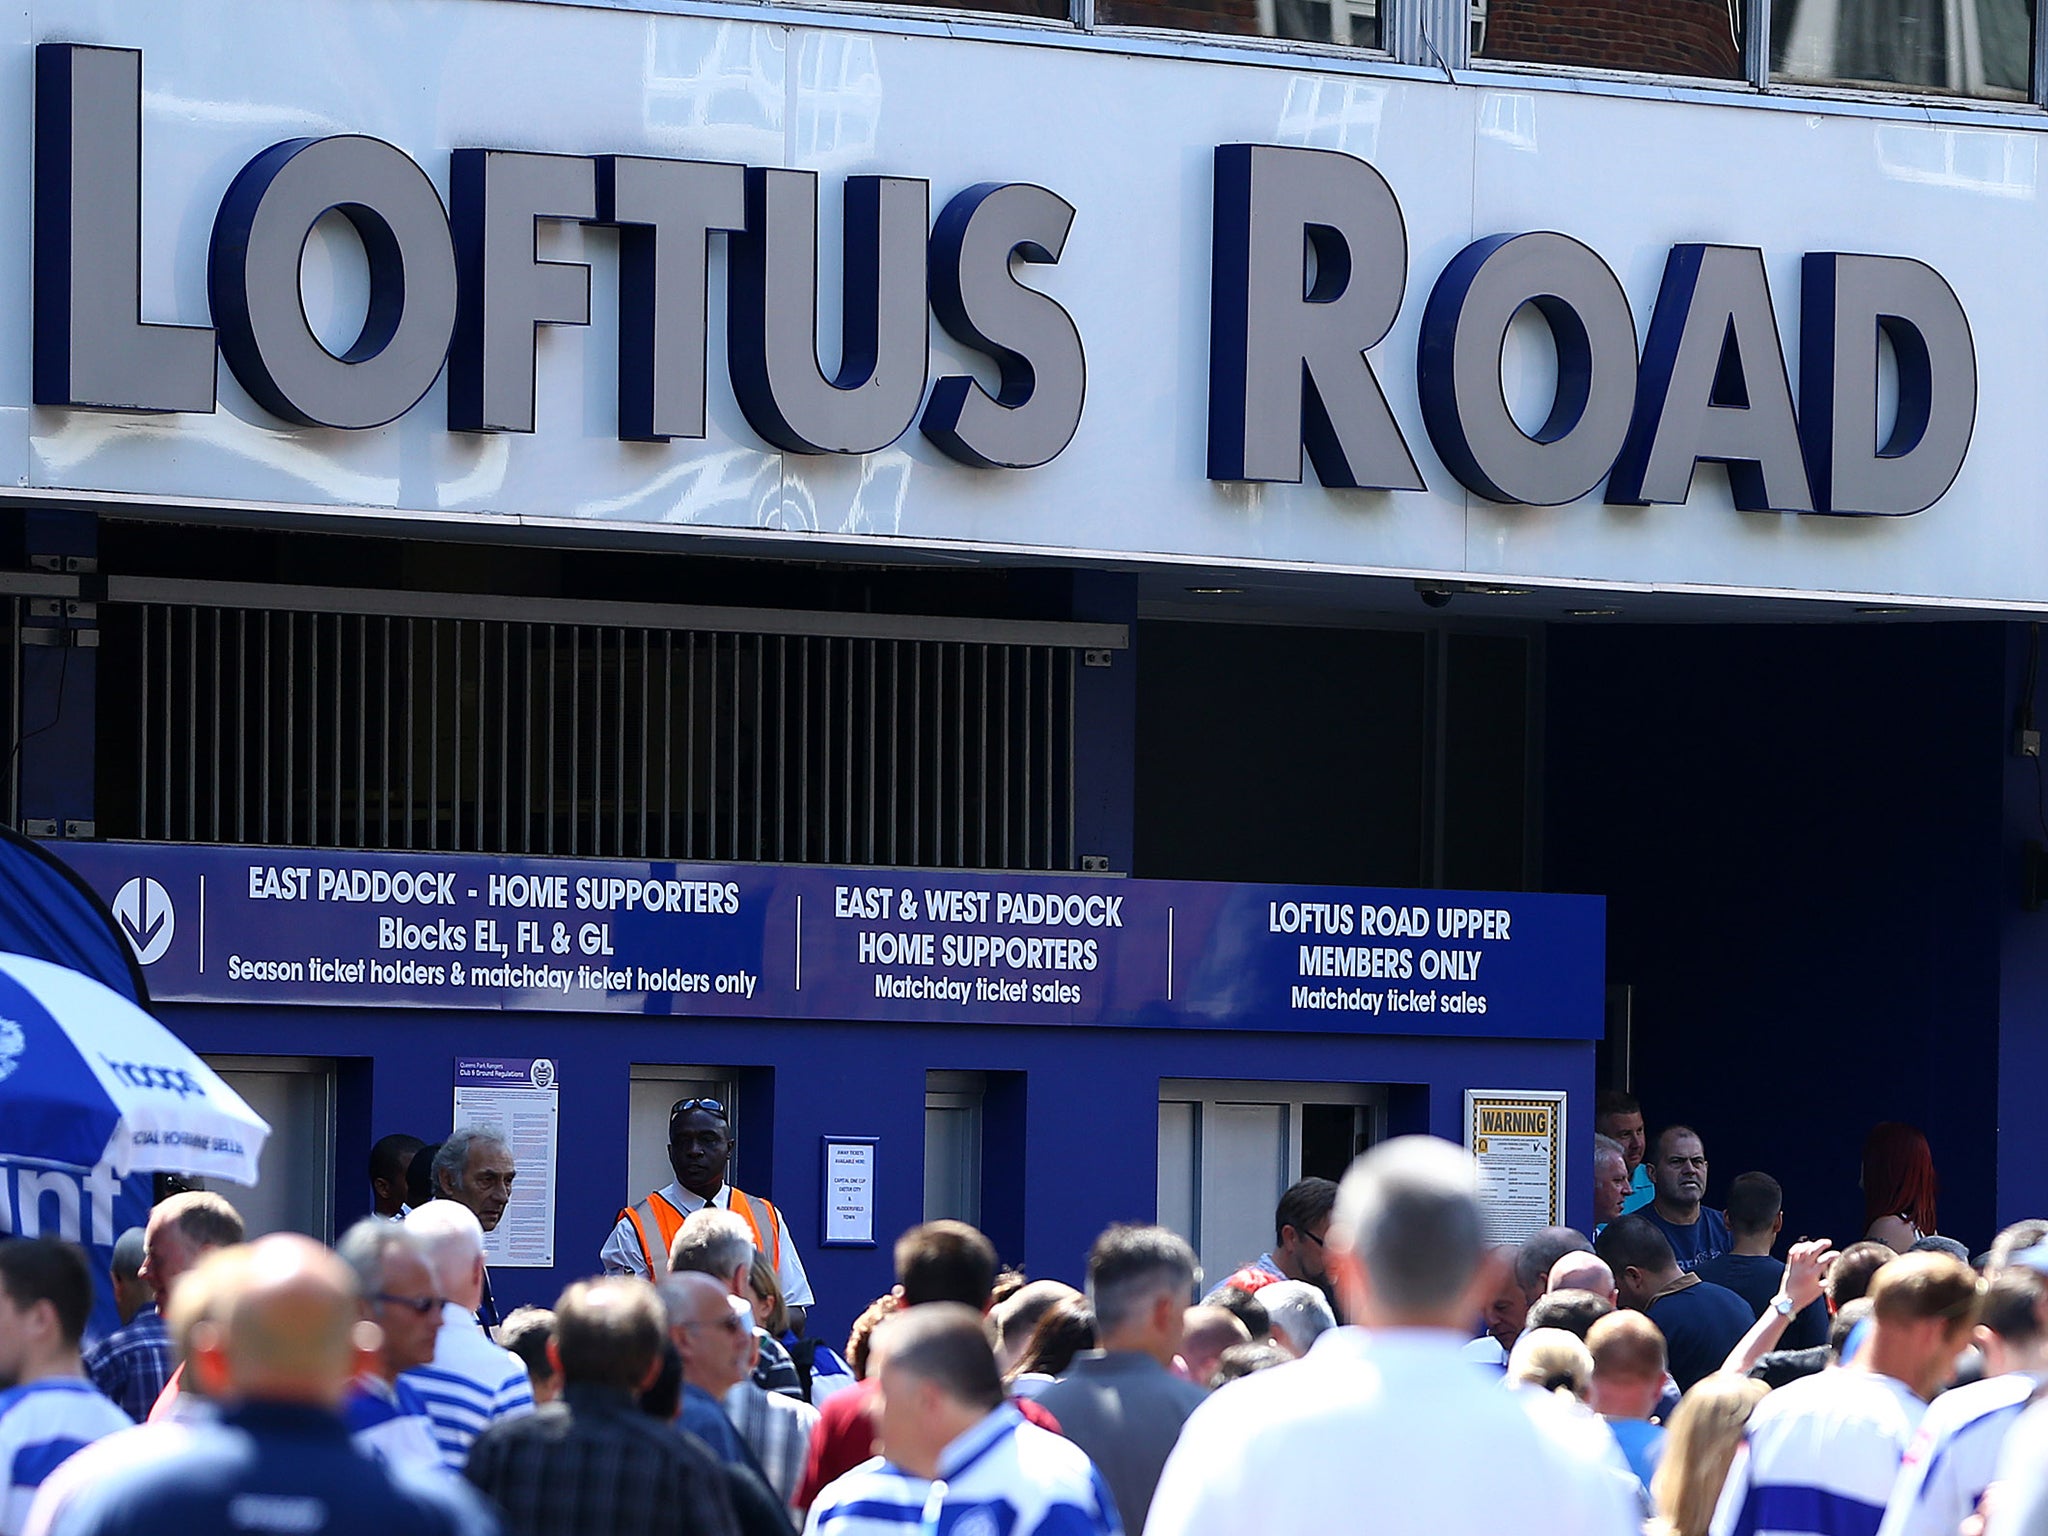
[1712,1251,1983,1536]
[1147,1136,1638,1536]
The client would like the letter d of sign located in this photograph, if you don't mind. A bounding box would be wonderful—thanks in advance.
[209,137,458,429]
[1607,245,1813,512]
[1208,144,1422,490]
[728,170,930,455]
[1799,254,1976,516]
[32,45,216,413]
[922,183,1086,470]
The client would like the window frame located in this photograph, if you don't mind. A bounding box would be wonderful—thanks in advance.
[507,0,2048,120]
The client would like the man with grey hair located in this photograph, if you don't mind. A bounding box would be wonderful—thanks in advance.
[1517,1227,1596,1309]
[1257,1280,1336,1358]
[1036,1224,1207,1534]
[402,1198,534,1468]
[669,1208,803,1400]
[1463,1226,1595,1368]
[671,1208,756,1292]
[84,1228,173,1422]
[431,1128,515,1328]
[1147,1137,1638,1536]
[656,1270,761,1471]
[1594,1135,1631,1230]
[336,1218,446,1475]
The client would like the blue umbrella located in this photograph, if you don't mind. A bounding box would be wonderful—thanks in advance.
[0,952,269,1184]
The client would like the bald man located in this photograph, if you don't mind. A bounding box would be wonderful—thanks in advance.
[43,1235,497,1536]
[1587,1311,1667,1495]
[1179,1305,1252,1387]
[1549,1253,1619,1306]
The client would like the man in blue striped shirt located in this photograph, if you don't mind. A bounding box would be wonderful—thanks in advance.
[1710,1252,1983,1536]
[401,1202,534,1468]
[0,1239,133,1536]
[805,1304,1120,1536]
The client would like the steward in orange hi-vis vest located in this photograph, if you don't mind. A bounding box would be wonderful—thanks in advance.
[599,1095,815,1311]
[618,1183,786,1282]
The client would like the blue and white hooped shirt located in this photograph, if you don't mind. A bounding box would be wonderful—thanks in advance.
[1710,1368,1926,1536]
[805,1402,1124,1536]
[0,1376,134,1536]
[1877,1371,2042,1536]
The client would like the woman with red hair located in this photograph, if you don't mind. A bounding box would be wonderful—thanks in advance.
[1862,1122,1939,1250]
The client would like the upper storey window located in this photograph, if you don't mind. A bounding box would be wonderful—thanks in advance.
[1471,0,1746,79]
[1097,0,1381,52]
[1772,0,2032,98]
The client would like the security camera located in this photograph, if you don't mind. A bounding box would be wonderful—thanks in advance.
[1416,583,1454,609]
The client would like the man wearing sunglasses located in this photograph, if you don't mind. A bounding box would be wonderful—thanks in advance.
[660,1271,768,1474]
[337,1219,447,1478]
[603,1098,814,1333]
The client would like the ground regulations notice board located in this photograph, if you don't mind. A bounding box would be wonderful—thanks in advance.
[61,844,1604,1039]
[453,1057,559,1269]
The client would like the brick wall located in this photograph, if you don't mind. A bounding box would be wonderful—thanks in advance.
[1481,0,1742,77]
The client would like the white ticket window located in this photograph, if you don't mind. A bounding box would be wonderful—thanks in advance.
[628,1064,737,1206]
[1157,1080,1386,1291]
[202,1054,336,1242]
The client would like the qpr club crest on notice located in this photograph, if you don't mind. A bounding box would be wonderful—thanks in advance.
[0,1017,22,1084]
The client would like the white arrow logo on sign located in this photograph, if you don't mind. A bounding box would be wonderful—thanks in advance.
[111,877,176,965]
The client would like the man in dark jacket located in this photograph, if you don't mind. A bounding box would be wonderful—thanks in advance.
[1597,1215,1753,1391]
[466,1278,740,1536]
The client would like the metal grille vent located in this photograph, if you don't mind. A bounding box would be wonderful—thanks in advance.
[0,596,20,828]
[105,594,1089,871]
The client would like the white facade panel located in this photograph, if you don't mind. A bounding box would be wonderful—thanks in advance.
[11,0,2048,605]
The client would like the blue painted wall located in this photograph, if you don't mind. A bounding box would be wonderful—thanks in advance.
[1547,621,2008,1253]
[1998,623,2048,1236]
[157,1000,1595,1347]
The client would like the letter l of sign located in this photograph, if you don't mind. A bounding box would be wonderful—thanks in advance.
[32,45,216,413]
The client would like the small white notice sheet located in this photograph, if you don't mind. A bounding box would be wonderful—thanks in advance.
[823,1138,876,1246]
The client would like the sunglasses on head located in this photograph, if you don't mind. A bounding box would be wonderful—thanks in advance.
[670,1097,728,1120]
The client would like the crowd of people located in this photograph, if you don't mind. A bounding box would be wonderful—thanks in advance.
[4,1089,2048,1535]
